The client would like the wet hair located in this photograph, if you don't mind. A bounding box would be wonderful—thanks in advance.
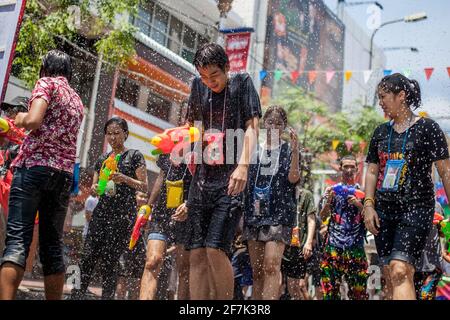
[39,50,72,81]
[263,105,288,127]
[340,155,358,167]
[193,43,229,71]
[377,73,421,110]
[104,117,129,139]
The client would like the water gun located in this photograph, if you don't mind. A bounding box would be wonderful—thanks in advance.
[332,183,365,200]
[434,213,450,255]
[129,205,152,250]
[0,117,26,145]
[290,226,300,247]
[150,125,200,156]
[97,153,121,196]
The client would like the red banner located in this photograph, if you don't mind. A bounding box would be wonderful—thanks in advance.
[224,32,251,72]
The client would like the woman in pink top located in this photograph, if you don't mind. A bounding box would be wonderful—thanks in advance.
[0,50,84,300]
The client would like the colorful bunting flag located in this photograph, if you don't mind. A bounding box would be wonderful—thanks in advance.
[259,70,267,81]
[332,140,340,151]
[274,69,283,81]
[308,71,317,84]
[402,68,412,78]
[383,69,392,76]
[359,141,367,153]
[291,70,300,84]
[363,70,373,84]
[326,71,335,84]
[345,140,354,152]
[447,67,450,78]
[344,71,352,83]
[424,67,434,80]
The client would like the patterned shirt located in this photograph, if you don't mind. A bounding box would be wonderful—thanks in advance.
[12,77,84,173]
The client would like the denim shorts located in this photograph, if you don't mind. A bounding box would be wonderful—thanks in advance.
[185,183,242,254]
[375,206,434,266]
[0,166,72,276]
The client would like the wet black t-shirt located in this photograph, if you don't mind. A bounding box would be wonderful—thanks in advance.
[94,149,146,220]
[366,117,449,212]
[244,142,297,227]
[186,72,262,190]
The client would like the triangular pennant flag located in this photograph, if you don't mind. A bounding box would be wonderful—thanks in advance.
[332,140,340,151]
[291,70,300,84]
[383,69,392,76]
[274,69,283,81]
[359,141,367,153]
[447,67,450,78]
[259,70,268,81]
[363,70,373,84]
[326,71,335,84]
[344,71,352,83]
[308,70,317,84]
[418,111,428,118]
[402,68,412,78]
[424,68,434,80]
[345,140,354,152]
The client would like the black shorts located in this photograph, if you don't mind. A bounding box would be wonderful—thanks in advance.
[281,246,307,279]
[375,206,434,266]
[185,183,242,254]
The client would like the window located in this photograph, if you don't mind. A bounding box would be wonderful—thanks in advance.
[133,1,210,63]
[151,6,169,46]
[146,92,171,122]
[116,76,140,107]
[134,1,154,36]
[168,16,183,54]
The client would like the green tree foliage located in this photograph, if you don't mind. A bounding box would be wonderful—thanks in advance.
[273,86,384,158]
[12,0,139,87]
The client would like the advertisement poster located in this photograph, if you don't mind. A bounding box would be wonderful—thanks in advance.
[225,32,252,72]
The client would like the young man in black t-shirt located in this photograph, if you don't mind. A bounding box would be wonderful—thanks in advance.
[182,43,261,299]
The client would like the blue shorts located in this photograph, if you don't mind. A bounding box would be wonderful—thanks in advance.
[1,166,72,276]
[147,232,168,242]
[375,206,434,266]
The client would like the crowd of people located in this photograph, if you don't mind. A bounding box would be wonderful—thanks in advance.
[0,43,449,301]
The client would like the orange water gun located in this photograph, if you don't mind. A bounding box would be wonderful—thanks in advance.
[129,205,152,250]
[0,117,26,145]
[150,125,200,156]
[97,153,121,196]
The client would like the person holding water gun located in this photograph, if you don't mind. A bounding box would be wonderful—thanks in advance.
[71,117,147,300]
[139,109,192,300]
[319,155,368,300]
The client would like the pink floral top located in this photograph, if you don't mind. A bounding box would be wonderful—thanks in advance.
[12,77,84,173]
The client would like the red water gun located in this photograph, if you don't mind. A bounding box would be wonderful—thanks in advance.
[150,125,200,156]
[129,205,152,250]
[0,117,26,145]
[332,183,365,200]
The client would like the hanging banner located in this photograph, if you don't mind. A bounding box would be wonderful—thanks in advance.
[326,71,335,84]
[447,67,450,78]
[224,31,252,72]
[332,140,340,151]
[274,69,283,81]
[345,140,354,152]
[359,140,367,153]
[424,67,434,80]
[363,70,373,84]
[0,0,27,102]
[308,70,317,84]
[344,71,352,83]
